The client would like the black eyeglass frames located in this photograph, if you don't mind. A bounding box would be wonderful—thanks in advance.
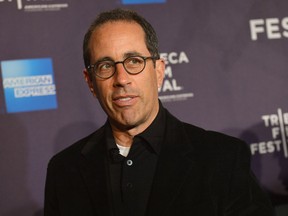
[87,56,158,79]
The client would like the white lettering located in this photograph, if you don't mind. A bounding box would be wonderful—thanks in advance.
[283,113,288,124]
[161,80,173,92]
[161,79,183,92]
[250,19,265,40]
[168,52,178,64]
[270,114,279,126]
[266,18,281,39]
[250,140,282,155]
[3,75,53,88]
[259,142,267,154]
[172,79,182,91]
[14,85,56,98]
[164,66,173,78]
[250,17,288,40]
[250,143,258,155]
[261,114,279,127]
[178,52,189,64]
[262,115,270,127]
[160,51,189,65]
[274,140,282,151]
[282,17,288,38]
[17,0,22,9]
[266,141,275,153]
[262,112,288,126]
[272,127,280,139]
[159,93,194,102]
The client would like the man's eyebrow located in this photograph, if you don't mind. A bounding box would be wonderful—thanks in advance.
[92,51,145,64]
[92,56,113,64]
[123,51,143,58]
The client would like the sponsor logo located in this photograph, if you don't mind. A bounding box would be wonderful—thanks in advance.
[1,58,58,113]
[158,51,194,102]
[122,0,166,4]
[250,108,288,158]
[249,17,288,40]
[0,0,69,12]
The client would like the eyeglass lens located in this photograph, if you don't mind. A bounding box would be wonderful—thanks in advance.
[93,56,149,79]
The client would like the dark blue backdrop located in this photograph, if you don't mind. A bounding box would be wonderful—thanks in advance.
[0,0,287,215]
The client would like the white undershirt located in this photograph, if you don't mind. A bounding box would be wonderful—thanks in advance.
[116,144,131,157]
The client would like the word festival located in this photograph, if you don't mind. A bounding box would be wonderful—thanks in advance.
[250,108,288,157]
[159,51,189,92]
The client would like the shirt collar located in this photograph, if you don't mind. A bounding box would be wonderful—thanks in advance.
[134,100,166,154]
[105,100,166,155]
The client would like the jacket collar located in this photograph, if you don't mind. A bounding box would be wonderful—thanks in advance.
[79,126,113,216]
[146,110,203,216]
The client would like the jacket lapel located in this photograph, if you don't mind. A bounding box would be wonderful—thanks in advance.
[147,112,203,216]
[74,112,205,216]
[78,127,113,216]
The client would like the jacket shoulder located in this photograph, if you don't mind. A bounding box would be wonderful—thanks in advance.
[181,121,250,162]
[48,125,105,167]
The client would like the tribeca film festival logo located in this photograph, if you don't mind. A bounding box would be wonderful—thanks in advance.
[158,51,194,102]
[249,17,288,40]
[0,0,68,12]
[250,108,288,158]
[1,58,58,113]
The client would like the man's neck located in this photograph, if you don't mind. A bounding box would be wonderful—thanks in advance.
[112,130,134,147]
[110,110,160,147]
[110,122,147,147]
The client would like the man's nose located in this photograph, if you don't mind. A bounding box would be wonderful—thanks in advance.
[113,63,131,87]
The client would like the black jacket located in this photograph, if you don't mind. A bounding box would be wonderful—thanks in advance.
[44,109,274,216]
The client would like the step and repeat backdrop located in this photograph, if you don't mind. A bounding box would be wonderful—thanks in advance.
[0,0,287,215]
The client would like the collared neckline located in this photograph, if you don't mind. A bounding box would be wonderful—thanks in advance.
[105,100,166,155]
[134,101,166,155]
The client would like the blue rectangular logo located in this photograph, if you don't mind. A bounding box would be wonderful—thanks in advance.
[122,0,166,4]
[1,58,58,113]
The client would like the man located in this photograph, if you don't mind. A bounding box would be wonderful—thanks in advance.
[44,8,274,216]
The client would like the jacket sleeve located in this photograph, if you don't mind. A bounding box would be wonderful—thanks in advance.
[44,159,60,216]
[223,140,274,216]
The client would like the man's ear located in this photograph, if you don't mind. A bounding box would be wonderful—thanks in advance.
[155,58,165,90]
[83,69,97,97]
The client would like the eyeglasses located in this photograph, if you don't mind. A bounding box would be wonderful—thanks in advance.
[87,56,158,79]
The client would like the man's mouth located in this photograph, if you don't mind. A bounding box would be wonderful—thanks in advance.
[116,97,133,101]
[113,95,138,107]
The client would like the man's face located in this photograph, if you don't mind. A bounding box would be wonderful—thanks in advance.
[84,21,164,133]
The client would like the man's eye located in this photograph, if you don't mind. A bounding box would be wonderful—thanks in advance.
[98,62,113,70]
[127,57,143,65]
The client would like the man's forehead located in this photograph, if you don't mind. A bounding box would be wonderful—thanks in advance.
[89,21,148,61]
[94,20,143,33]
[89,20,145,46]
